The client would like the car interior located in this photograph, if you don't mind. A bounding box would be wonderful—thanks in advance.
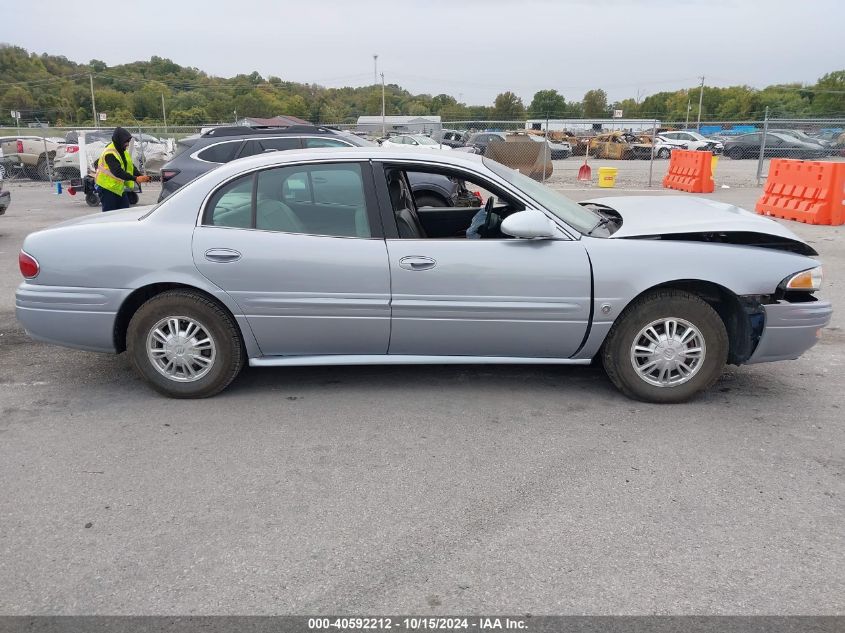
[387,167,524,239]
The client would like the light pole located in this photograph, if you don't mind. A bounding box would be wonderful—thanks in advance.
[89,74,98,128]
[696,76,705,131]
[381,72,386,137]
[373,54,378,85]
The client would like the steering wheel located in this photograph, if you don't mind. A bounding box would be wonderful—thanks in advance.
[482,196,496,237]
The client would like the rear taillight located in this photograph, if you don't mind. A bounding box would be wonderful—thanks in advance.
[16,140,24,153]
[65,145,79,154]
[19,251,39,279]
[160,169,179,182]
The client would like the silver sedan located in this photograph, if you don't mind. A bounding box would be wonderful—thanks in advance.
[16,148,832,402]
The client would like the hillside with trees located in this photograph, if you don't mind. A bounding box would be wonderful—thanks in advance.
[1,44,842,127]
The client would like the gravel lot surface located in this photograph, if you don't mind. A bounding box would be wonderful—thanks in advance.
[0,181,842,615]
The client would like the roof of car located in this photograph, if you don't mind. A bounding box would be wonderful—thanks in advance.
[201,125,337,138]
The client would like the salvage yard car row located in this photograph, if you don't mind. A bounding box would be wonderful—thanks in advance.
[0,130,175,181]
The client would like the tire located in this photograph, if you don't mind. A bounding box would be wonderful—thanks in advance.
[85,193,100,207]
[414,193,448,208]
[126,290,245,398]
[657,148,671,159]
[36,157,53,181]
[728,147,744,159]
[601,289,728,403]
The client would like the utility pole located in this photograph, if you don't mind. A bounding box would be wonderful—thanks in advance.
[161,93,168,134]
[381,72,386,137]
[373,54,378,85]
[89,74,98,128]
[696,75,705,131]
[685,97,691,129]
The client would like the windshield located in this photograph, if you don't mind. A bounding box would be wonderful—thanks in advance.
[414,136,439,146]
[483,158,601,234]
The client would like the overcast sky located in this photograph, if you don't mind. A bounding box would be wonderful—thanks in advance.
[4,0,843,105]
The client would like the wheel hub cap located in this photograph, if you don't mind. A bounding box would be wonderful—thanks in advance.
[630,318,706,388]
[147,316,216,383]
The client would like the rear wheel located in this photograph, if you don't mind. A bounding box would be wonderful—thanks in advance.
[126,290,245,398]
[601,289,728,403]
[36,157,53,181]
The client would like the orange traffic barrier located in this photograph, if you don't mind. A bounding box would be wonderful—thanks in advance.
[756,159,845,226]
[662,149,714,193]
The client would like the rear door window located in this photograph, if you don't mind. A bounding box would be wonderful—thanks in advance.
[257,163,372,237]
[197,141,242,164]
[205,174,254,228]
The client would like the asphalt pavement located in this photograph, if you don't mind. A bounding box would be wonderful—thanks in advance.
[0,181,842,614]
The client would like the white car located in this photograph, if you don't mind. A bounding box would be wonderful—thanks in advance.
[654,136,689,159]
[380,134,452,150]
[660,130,724,154]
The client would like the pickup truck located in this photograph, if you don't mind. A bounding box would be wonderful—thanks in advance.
[0,136,63,180]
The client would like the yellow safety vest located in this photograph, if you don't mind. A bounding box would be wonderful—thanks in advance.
[95,142,135,196]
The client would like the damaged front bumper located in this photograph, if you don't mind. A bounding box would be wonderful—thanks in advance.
[746,298,833,364]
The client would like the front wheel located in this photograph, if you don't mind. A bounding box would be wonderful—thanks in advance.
[126,290,245,398]
[657,148,671,159]
[601,289,728,403]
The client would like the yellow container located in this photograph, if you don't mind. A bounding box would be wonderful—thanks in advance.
[711,155,719,174]
[597,167,618,188]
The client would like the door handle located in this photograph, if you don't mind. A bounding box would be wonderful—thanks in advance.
[204,248,241,263]
[399,256,436,271]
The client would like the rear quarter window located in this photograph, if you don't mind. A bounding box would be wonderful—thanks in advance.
[197,141,242,164]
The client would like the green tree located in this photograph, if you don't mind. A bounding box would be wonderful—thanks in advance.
[810,70,845,115]
[430,93,457,114]
[528,89,567,117]
[582,89,608,117]
[492,91,525,119]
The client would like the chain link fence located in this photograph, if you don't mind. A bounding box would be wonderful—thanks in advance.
[2,118,843,190]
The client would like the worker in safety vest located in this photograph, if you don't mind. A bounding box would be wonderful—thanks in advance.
[95,127,150,212]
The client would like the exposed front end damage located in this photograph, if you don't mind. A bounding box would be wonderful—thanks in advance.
[639,231,817,256]
[746,297,833,364]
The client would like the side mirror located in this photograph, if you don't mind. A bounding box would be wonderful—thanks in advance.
[500,209,558,239]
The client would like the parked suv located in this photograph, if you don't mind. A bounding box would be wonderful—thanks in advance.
[158,126,376,201]
[465,132,508,154]
[158,126,471,207]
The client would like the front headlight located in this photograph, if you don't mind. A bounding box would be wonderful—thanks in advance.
[782,266,823,291]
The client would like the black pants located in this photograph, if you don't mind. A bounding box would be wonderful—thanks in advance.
[100,188,130,212]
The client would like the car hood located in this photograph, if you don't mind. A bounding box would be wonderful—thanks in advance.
[584,195,814,254]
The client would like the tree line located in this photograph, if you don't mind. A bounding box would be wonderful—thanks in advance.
[1,45,843,128]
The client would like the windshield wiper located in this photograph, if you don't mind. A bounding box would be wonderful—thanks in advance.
[586,216,612,235]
